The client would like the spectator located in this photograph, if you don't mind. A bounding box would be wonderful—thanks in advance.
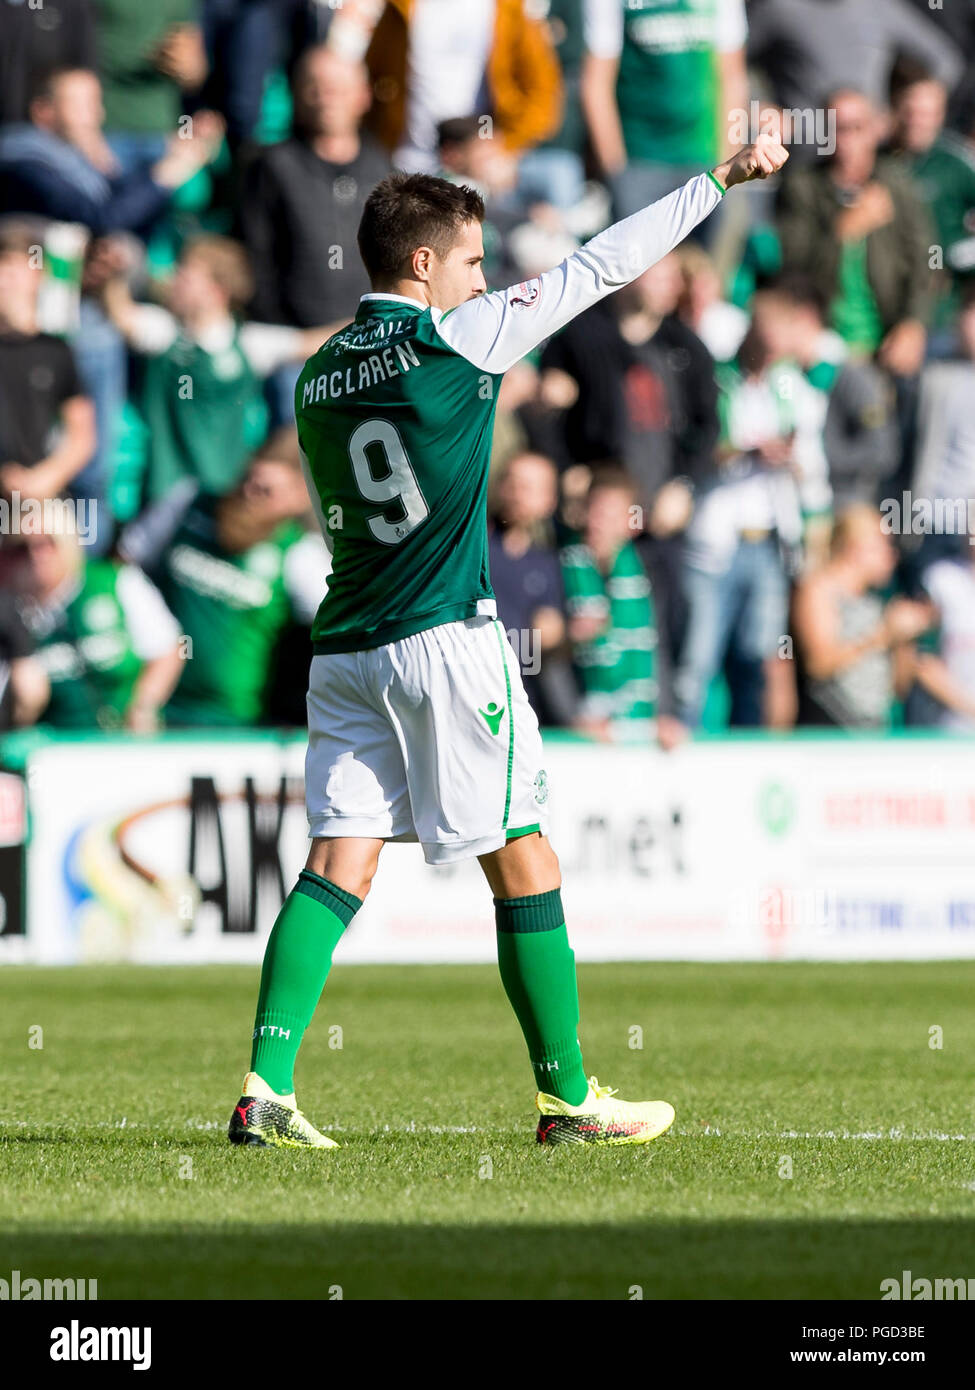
[200,0,287,152]
[911,284,975,518]
[0,578,49,731]
[747,0,962,146]
[515,0,587,211]
[144,430,331,727]
[0,222,96,507]
[0,0,97,125]
[11,530,183,731]
[793,505,930,728]
[540,251,718,670]
[777,88,935,379]
[916,541,975,732]
[238,44,389,420]
[888,58,975,343]
[488,451,574,727]
[326,0,562,176]
[778,274,899,513]
[0,72,221,547]
[97,234,332,505]
[677,243,749,365]
[436,115,532,285]
[581,0,748,219]
[676,285,832,730]
[94,2,208,174]
[540,252,719,508]
[0,68,224,236]
[560,468,682,747]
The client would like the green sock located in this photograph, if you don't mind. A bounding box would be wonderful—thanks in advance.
[495,889,590,1105]
[249,870,361,1096]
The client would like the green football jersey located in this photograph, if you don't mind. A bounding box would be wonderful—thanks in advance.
[297,297,502,654]
[615,0,734,167]
[157,495,306,726]
[560,537,658,723]
[295,173,723,654]
[28,560,144,730]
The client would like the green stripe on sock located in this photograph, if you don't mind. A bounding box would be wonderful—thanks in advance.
[494,888,564,933]
[295,870,362,924]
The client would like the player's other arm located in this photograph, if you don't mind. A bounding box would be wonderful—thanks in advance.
[436,136,788,375]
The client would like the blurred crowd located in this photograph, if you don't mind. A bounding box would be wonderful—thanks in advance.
[1,0,974,743]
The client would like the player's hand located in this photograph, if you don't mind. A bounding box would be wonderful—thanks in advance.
[715,133,789,190]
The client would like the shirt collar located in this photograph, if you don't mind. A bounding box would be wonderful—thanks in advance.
[359,292,427,310]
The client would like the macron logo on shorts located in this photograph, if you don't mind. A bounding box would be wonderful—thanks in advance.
[478,702,506,735]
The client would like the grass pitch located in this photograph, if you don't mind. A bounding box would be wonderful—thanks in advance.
[1,961,974,1300]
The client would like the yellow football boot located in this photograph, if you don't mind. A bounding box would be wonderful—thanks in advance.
[227,1072,339,1149]
[535,1076,675,1146]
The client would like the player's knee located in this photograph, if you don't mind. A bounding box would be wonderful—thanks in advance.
[305,838,382,904]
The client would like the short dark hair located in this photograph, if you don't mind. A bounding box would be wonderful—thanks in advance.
[30,66,93,106]
[0,219,42,260]
[357,173,484,284]
[889,55,939,104]
[437,116,482,151]
[587,465,637,503]
[761,272,828,322]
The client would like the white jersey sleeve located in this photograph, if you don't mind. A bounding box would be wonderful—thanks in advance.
[433,171,722,374]
[115,564,182,661]
[582,0,623,58]
[125,302,180,356]
[716,0,748,53]
[238,322,308,377]
[282,532,333,624]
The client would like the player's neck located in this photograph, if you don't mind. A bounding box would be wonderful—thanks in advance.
[370,281,430,309]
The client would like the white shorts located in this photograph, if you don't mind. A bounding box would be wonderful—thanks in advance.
[305,615,550,864]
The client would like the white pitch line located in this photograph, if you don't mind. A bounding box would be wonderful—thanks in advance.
[6,1119,975,1142]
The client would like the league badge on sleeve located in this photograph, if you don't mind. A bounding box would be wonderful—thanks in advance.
[508,278,542,310]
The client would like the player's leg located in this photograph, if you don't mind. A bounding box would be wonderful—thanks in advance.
[481,832,676,1147]
[230,647,413,1150]
[248,836,382,1094]
[228,836,382,1150]
[390,615,675,1147]
[478,832,589,1107]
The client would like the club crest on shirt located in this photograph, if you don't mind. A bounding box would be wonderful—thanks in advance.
[508,279,541,310]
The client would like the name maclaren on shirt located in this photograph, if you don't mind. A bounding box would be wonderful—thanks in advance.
[302,322,422,405]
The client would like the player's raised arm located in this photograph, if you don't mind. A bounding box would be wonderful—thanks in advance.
[435,134,789,375]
